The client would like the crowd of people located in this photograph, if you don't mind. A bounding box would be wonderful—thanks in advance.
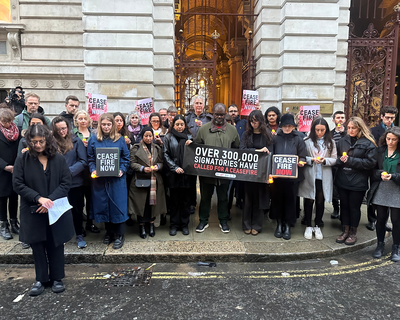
[0,89,400,296]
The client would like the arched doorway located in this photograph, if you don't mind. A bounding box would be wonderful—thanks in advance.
[174,0,256,114]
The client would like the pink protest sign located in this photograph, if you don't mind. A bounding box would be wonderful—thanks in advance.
[241,90,258,116]
[298,105,320,132]
[88,93,107,122]
[136,98,154,125]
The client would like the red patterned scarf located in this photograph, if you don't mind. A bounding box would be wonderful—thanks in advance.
[0,122,19,142]
[141,141,157,205]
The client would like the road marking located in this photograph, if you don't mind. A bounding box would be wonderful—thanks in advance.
[78,254,396,280]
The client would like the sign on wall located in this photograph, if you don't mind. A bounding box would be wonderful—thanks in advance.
[96,147,120,177]
[182,143,271,183]
[88,93,107,122]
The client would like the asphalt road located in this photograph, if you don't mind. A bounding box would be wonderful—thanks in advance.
[0,245,399,320]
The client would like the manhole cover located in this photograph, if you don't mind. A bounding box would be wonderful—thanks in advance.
[105,267,152,287]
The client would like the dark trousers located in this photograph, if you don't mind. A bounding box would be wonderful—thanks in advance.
[30,227,65,282]
[376,205,400,245]
[243,182,264,232]
[68,186,84,235]
[304,179,325,227]
[137,190,155,224]
[0,193,18,221]
[337,187,365,228]
[170,187,191,228]
[105,222,125,237]
[189,181,197,207]
[270,180,297,226]
[199,181,229,224]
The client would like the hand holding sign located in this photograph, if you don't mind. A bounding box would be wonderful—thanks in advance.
[256,147,269,153]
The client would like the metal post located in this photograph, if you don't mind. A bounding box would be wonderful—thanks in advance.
[211,30,220,107]
[389,5,400,106]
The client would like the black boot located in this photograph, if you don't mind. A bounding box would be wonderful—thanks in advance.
[149,223,155,237]
[139,225,147,239]
[391,244,400,262]
[0,221,13,240]
[372,242,385,259]
[282,223,291,240]
[274,220,283,238]
[9,219,20,234]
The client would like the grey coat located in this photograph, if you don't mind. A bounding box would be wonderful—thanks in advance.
[298,138,337,202]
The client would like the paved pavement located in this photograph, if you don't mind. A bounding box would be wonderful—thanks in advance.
[0,246,399,319]
[0,193,383,263]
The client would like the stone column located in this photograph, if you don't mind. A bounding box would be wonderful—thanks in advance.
[82,0,175,112]
[253,0,351,114]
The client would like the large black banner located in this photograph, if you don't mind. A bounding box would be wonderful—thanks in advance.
[182,143,271,183]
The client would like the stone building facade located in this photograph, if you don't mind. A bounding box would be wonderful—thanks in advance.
[0,0,351,116]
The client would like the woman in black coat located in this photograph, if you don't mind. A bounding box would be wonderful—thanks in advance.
[163,115,195,236]
[240,110,273,235]
[0,108,20,240]
[367,127,400,261]
[335,116,377,245]
[270,113,306,240]
[13,124,74,296]
[52,116,88,249]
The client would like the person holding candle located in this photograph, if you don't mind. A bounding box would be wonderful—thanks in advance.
[240,110,273,235]
[143,112,167,147]
[299,117,337,240]
[163,115,195,235]
[113,112,132,148]
[129,127,166,238]
[72,110,100,234]
[264,106,281,136]
[367,127,400,261]
[335,116,377,245]
[270,113,307,240]
[87,113,130,249]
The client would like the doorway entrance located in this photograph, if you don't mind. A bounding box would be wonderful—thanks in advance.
[174,0,257,114]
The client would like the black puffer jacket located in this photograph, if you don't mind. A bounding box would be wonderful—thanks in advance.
[366,145,400,205]
[334,135,377,191]
[272,130,306,182]
[163,132,196,189]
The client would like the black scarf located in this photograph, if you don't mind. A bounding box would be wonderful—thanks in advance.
[170,128,188,167]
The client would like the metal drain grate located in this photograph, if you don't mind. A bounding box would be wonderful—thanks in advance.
[105,267,152,287]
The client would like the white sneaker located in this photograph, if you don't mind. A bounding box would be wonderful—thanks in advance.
[304,227,313,240]
[314,226,323,240]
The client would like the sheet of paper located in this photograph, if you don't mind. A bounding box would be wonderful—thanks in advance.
[48,197,72,225]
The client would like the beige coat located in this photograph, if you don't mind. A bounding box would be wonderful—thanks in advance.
[128,143,167,219]
[298,138,337,202]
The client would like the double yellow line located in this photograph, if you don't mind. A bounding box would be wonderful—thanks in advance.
[78,255,394,281]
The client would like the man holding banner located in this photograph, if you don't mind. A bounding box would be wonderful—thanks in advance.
[189,103,240,233]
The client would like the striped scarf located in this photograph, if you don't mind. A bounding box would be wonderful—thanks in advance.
[141,141,157,205]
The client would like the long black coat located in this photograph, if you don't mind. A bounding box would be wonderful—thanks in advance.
[12,152,74,247]
[240,132,273,210]
[163,132,196,189]
[334,135,377,191]
[272,130,306,182]
[0,131,20,197]
[366,145,400,205]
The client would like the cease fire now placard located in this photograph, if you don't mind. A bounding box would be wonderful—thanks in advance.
[271,154,298,178]
[96,147,120,177]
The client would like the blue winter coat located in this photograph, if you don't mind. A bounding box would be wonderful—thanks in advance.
[87,135,130,223]
[63,137,87,188]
